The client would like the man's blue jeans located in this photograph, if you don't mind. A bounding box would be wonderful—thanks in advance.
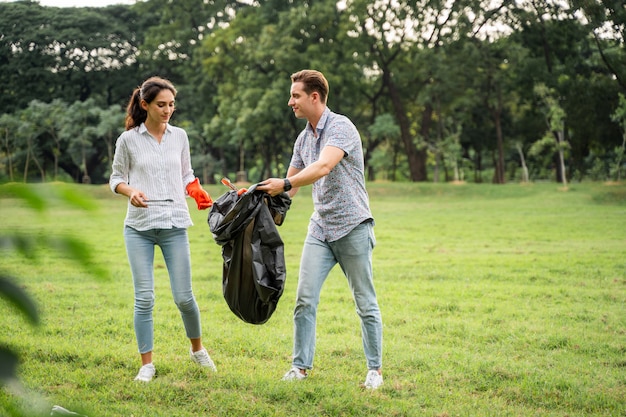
[124,226,202,354]
[292,221,383,371]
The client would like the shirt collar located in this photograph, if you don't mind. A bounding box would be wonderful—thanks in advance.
[138,122,172,134]
[307,107,331,136]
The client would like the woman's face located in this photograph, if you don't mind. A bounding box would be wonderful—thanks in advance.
[142,89,175,126]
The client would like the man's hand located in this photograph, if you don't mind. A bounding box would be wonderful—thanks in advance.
[256,178,285,197]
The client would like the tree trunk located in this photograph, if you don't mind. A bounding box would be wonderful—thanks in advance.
[492,89,505,184]
[391,143,399,181]
[25,138,45,182]
[3,128,13,181]
[219,148,229,180]
[616,134,626,181]
[433,156,440,183]
[516,143,529,183]
[474,152,483,183]
[23,148,30,183]
[494,113,505,184]
[556,130,567,188]
[384,71,427,181]
[81,148,91,184]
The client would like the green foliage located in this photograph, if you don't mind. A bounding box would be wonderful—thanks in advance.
[0,0,624,184]
[609,93,626,181]
[368,114,400,140]
[0,100,124,184]
[0,1,144,114]
[588,155,609,182]
[532,83,570,186]
[0,277,39,328]
[0,182,109,416]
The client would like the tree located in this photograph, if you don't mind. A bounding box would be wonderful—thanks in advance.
[367,114,401,181]
[0,1,145,114]
[2,0,625,184]
[343,0,430,181]
[199,1,350,181]
[92,104,125,179]
[571,0,626,91]
[509,0,622,181]
[59,99,100,184]
[26,100,68,181]
[533,83,569,188]
[342,0,522,182]
[133,0,250,118]
[16,107,46,182]
[0,114,20,182]
[610,93,626,181]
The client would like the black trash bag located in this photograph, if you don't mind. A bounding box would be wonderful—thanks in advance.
[208,184,291,324]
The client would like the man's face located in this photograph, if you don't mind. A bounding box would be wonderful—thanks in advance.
[288,81,313,120]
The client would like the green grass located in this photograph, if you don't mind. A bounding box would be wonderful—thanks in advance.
[1,181,625,416]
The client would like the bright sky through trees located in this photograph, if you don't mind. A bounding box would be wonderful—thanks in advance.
[0,0,136,6]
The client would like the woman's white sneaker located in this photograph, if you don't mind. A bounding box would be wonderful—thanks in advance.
[134,363,156,382]
[363,369,383,389]
[281,367,307,381]
[190,348,217,372]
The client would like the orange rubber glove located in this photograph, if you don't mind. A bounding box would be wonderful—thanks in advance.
[186,178,213,210]
[237,188,248,196]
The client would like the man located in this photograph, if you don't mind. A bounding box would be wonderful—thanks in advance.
[257,69,383,389]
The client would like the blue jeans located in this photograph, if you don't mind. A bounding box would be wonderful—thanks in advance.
[292,222,383,371]
[124,226,202,354]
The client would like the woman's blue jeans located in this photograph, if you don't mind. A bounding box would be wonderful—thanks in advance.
[292,221,383,371]
[124,226,202,354]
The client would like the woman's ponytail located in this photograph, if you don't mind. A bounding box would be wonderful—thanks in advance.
[124,88,145,130]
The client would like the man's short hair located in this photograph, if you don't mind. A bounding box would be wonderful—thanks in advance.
[290,70,329,104]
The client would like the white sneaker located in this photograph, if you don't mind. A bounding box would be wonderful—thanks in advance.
[363,369,383,389]
[134,363,156,382]
[281,366,307,381]
[190,348,217,372]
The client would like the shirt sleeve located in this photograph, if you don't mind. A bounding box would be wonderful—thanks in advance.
[325,117,359,158]
[109,133,129,194]
[289,131,306,170]
[179,129,195,188]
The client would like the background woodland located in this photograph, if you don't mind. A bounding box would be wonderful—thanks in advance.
[1,0,625,185]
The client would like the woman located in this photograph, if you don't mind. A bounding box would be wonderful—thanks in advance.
[109,76,216,382]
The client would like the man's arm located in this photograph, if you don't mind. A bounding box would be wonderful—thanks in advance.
[257,145,344,197]
[285,166,302,198]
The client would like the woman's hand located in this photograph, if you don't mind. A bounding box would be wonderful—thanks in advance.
[129,189,148,208]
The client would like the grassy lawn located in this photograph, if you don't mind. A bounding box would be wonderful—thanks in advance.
[1,181,625,416]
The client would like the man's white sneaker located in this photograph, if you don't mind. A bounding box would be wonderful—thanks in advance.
[190,348,217,372]
[134,363,156,382]
[363,369,383,389]
[281,367,307,381]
